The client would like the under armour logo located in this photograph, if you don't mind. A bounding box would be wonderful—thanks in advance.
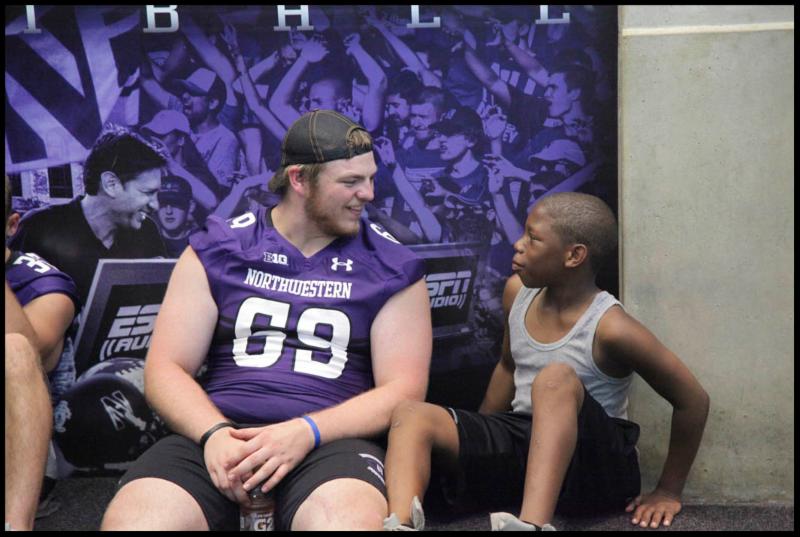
[331,257,353,272]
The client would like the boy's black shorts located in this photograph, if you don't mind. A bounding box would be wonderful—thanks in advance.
[446,388,641,516]
[117,434,387,530]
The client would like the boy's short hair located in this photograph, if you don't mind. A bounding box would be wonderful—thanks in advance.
[537,192,618,273]
[82,125,167,196]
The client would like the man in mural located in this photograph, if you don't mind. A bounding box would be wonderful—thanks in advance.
[155,175,196,258]
[9,126,168,304]
[175,68,243,194]
[140,109,220,218]
[428,106,493,245]
[100,109,432,531]
[384,73,423,151]
[379,86,450,239]
[5,177,80,531]
[515,64,595,161]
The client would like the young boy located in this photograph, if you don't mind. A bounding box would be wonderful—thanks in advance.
[383,192,709,531]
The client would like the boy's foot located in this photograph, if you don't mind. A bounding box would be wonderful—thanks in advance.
[490,512,556,531]
[383,496,425,531]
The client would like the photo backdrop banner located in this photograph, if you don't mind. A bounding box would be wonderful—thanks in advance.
[5,5,618,471]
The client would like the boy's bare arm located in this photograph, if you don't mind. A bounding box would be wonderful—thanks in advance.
[596,308,710,528]
[479,275,523,414]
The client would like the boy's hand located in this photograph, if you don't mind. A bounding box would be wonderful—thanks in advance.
[626,488,682,528]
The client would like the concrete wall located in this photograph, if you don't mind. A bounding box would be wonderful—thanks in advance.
[619,6,794,503]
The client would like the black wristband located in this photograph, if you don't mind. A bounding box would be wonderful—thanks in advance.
[199,422,235,450]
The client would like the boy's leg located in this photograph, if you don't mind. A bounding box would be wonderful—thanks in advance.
[4,334,51,531]
[385,401,460,526]
[520,363,585,526]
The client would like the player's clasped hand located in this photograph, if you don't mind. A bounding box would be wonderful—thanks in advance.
[203,427,251,505]
[626,488,682,529]
[226,419,316,495]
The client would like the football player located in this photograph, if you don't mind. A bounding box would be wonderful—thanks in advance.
[102,110,432,530]
[5,177,80,530]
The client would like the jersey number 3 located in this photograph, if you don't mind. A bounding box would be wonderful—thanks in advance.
[232,297,350,379]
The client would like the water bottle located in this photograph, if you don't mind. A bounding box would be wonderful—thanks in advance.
[239,483,275,531]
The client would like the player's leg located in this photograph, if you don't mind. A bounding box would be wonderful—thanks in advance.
[101,434,239,530]
[4,333,51,531]
[292,477,387,530]
[385,401,460,528]
[101,478,208,530]
[279,438,391,530]
[520,362,584,526]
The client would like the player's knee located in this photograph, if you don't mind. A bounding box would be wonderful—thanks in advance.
[531,363,581,400]
[100,482,151,530]
[4,333,42,381]
[293,478,387,530]
[100,492,132,531]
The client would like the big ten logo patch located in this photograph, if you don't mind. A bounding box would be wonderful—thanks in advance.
[100,305,160,361]
[426,271,473,310]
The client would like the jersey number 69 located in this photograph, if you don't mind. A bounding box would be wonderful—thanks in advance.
[232,297,350,379]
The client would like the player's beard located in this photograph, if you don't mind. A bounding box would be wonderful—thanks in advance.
[305,183,360,238]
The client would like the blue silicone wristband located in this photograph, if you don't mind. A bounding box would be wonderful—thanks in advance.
[302,415,321,449]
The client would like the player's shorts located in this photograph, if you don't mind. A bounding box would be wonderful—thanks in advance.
[117,433,387,530]
[445,388,641,516]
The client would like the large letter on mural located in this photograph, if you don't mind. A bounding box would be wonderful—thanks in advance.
[143,5,180,33]
[273,5,314,32]
[407,6,440,29]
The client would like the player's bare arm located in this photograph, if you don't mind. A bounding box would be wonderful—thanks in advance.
[5,279,74,372]
[144,246,250,505]
[20,292,75,373]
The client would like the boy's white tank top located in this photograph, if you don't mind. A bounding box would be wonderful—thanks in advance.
[509,286,633,420]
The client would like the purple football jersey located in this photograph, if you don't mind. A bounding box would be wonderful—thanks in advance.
[6,250,82,401]
[189,205,426,424]
[6,250,80,309]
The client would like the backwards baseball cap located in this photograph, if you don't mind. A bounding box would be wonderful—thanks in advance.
[157,175,192,208]
[530,139,586,168]
[173,68,224,98]
[279,109,372,167]
[431,106,484,138]
[141,110,191,136]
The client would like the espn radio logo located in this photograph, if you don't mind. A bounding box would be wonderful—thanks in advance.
[100,305,160,361]
[426,271,473,310]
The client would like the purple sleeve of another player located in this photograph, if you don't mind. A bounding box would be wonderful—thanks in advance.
[6,251,81,311]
